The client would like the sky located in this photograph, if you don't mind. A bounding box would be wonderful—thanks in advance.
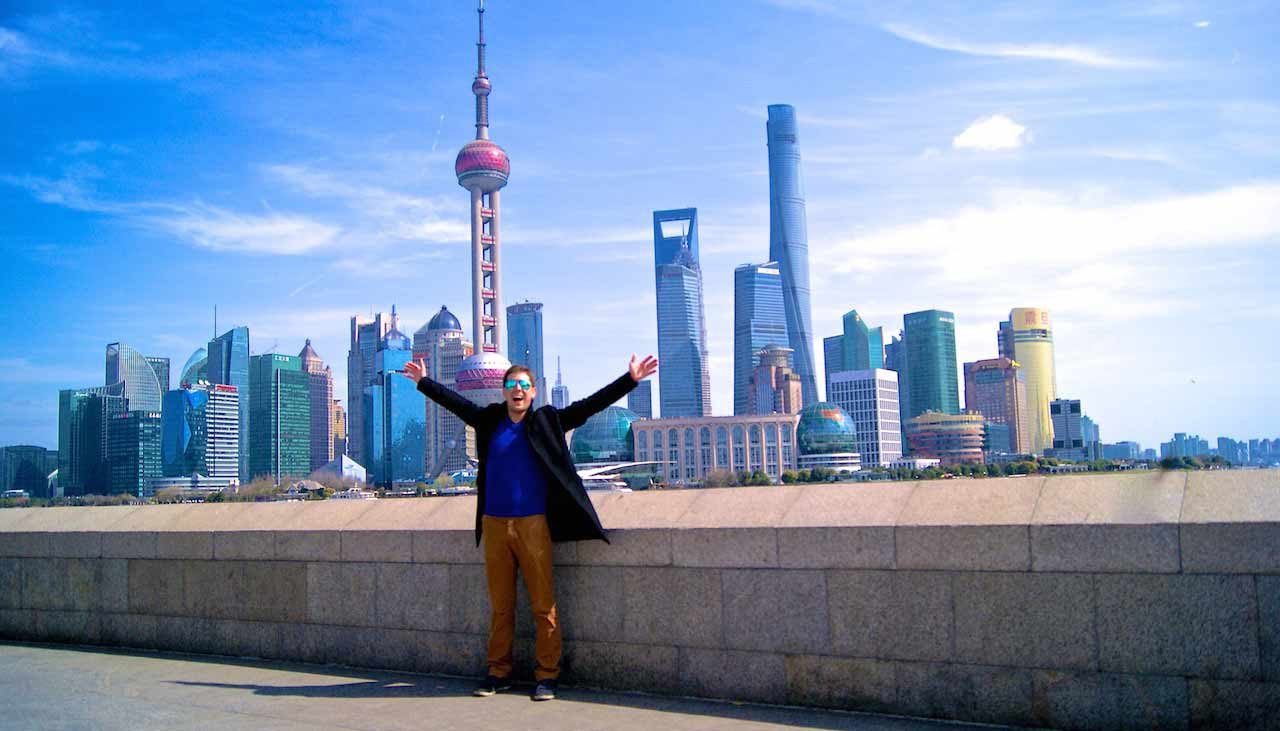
[2,0,1278,452]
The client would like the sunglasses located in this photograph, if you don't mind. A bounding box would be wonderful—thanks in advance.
[504,378,533,390]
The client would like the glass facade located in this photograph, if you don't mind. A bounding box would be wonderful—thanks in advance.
[906,411,986,466]
[414,308,473,478]
[654,208,710,418]
[179,348,207,386]
[627,379,652,419]
[570,405,640,464]
[796,403,857,456]
[108,410,162,496]
[1005,308,1057,454]
[733,262,788,415]
[57,382,126,496]
[903,310,959,418]
[105,342,164,412]
[249,354,310,483]
[827,369,902,467]
[507,302,548,408]
[347,312,392,467]
[366,346,425,487]
[766,104,818,405]
[963,357,1031,455]
[208,326,251,479]
[299,340,334,472]
[161,387,209,477]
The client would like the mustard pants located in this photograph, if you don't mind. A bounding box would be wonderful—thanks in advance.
[481,514,560,681]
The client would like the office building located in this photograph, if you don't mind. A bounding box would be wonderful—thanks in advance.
[627,380,652,419]
[105,342,164,413]
[733,262,788,414]
[57,382,127,496]
[332,400,347,461]
[208,326,251,479]
[0,445,57,498]
[905,411,985,465]
[654,208,711,417]
[633,413,800,484]
[347,312,393,467]
[747,345,803,415]
[903,310,959,418]
[299,339,334,472]
[248,354,310,483]
[766,104,818,404]
[963,357,1031,455]
[1161,433,1210,459]
[999,308,1057,454]
[414,306,474,478]
[827,368,902,467]
[507,302,547,408]
[161,383,239,482]
[365,328,424,487]
[107,410,162,496]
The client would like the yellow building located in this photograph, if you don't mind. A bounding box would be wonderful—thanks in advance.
[1001,308,1057,454]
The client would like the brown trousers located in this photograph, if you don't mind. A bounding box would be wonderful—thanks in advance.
[481,514,560,681]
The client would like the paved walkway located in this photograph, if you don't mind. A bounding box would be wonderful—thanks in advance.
[0,642,1013,730]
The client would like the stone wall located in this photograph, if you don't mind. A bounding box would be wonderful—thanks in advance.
[1,470,1278,729]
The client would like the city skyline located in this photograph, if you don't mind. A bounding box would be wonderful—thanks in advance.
[2,1,1278,450]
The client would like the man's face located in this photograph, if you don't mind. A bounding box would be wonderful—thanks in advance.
[503,372,536,414]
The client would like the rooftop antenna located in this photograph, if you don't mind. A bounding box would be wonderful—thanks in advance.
[556,356,563,387]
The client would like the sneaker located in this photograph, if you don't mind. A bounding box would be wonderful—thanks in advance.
[473,675,512,697]
[531,678,558,701]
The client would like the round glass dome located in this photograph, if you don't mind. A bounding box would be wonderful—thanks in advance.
[796,403,857,455]
[570,405,640,464]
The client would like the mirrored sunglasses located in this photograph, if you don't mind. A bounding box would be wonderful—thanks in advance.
[504,378,533,390]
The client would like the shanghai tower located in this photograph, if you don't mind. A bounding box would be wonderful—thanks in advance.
[766,104,818,405]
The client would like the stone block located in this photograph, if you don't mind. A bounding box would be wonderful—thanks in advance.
[1182,469,1280,523]
[1096,573,1259,679]
[0,532,50,558]
[677,486,804,528]
[777,526,894,569]
[64,558,98,611]
[1031,524,1180,573]
[102,532,156,559]
[551,541,577,566]
[898,477,1044,526]
[593,489,700,529]
[895,661,1035,727]
[275,531,339,561]
[1032,470,1186,524]
[1181,523,1280,574]
[447,563,489,635]
[156,532,213,560]
[555,565,623,642]
[128,559,186,616]
[679,647,786,703]
[1260,577,1280,682]
[34,610,100,644]
[0,558,21,609]
[21,558,67,610]
[183,560,245,620]
[51,532,102,559]
[722,569,827,654]
[828,570,953,662]
[306,561,377,627]
[100,613,158,649]
[785,655,896,713]
[278,623,331,665]
[562,640,678,694]
[205,618,279,659]
[376,563,449,631]
[333,626,418,672]
[577,529,670,567]
[1189,679,1280,731]
[243,561,307,623]
[622,567,721,648]
[954,572,1096,670]
[212,531,274,560]
[671,528,776,568]
[416,630,486,676]
[781,482,917,527]
[413,530,482,565]
[340,530,413,562]
[0,609,34,639]
[896,525,1030,571]
[155,615,218,655]
[1033,670,1189,730]
[95,560,129,613]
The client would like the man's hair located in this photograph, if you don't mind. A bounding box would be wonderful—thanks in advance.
[503,364,535,385]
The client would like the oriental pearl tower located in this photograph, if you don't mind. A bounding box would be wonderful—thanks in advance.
[454,0,511,406]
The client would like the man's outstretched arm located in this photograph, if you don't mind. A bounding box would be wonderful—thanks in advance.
[558,354,658,431]
[401,358,486,428]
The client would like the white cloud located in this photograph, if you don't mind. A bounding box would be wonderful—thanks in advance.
[1194,20,1211,28]
[884,24,1158,70]
[148,203,339,255]
[952,115,1031,151]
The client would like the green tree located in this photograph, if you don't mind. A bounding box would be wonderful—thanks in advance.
[780,470,799,484]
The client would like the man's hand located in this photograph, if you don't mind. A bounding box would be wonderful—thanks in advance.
[628,354,658,382]
[402,358,427,384]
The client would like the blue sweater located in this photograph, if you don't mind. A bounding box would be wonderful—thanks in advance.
[483,415,550,517]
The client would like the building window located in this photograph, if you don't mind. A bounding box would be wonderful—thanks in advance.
[749,425,762,470]
[716,426,729,468]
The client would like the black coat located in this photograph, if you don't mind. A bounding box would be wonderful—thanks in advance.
[416,372,638,545]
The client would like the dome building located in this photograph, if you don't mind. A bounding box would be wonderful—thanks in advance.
[570,406,640,464]
[795,402,861,472]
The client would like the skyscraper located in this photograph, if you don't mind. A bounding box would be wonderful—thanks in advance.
[824,310,886,396]
[883,330,911,443]
[248,354,310,483]
[299,339,334,472]
[552,357,569,409]
[627,380,652,420]
[332,399,347,461]
[413,306,474,477]
[208,326,251,479]
[733,262,788,415]
[766,104,818,404]
[365,321,424,487]
[105,342,164,413]
[507,301,547,407]
[827,369,903,467]
[107,410,162,496]
[454,0,513,408]
[1049,399,1085,453]
[57,382,126,496]
[999,308,1057,454]
[902,310,959,418]
[963,357,1031,455]
[145,357,170,395]
[747,345,804,415]
[347,311,392,468]
[654,207,711,418]
[179,348,207,387]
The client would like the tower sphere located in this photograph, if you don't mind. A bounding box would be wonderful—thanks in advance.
[455,139,509,192]
[472,77,491,95]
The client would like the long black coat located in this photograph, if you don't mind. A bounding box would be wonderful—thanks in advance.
[416,373,637,545]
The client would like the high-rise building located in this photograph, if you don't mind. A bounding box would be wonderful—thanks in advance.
[822,335,843,399]
[747,345,804,415]
[883,330,911,448]
[161,383,239,482]
[105,342,164,413]
[733,262,788,414]
[108,410,162,496]
[365,324,424,487]
[827,369,903,467]
[145,357,170,395]
[552,357,569,409]
[1,445,57,498]
[903,310,959,418]
[208,326,251,480]
[824,310,885,396]
[766,104,818,405]
[347,312,393,468]
[454,1,513,409]
[1102,441,1141,460]
[332,399,347,460]
[299,339,334,472]
[654,208,711,418]
[905,411,985,466]
[1049,399,1084,450]
[1000,308,1057,454]
[1161,432,1210,459]
[506,302,547,408]
[414,306,474,477]
[179,348,207,387]
[963,357,1031,455]
[57,383,126,496]
[627,380,653,420]
[248,354,310,483]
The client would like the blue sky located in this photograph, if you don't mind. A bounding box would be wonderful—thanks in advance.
[2,0,1278,451]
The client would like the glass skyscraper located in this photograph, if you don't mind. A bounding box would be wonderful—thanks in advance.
[366,341,425,487]
[999,308,1057,454]
[507,301,547,408]
[107,410,162,496]
[208,326,251,479]
[299,339,334,472]
[57,382,126,496]
[627,379,652,420]
[733,262,789,415]
[105,342,164,413]
[347,311,392,468]
[248,354,310,483]
[902,310,959,418]
[824,311,886,398]
[766,104,818,405]
[414,306,473,478]
[160,383,240,481]
[653,208,711,418]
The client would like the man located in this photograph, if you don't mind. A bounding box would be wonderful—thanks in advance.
[402,354,658,701]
